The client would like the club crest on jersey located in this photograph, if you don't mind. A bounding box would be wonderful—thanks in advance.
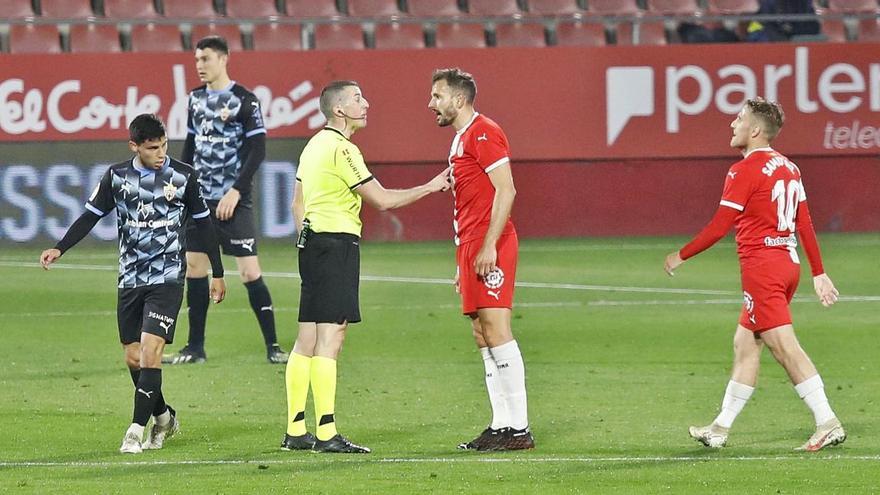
[457,142,464,157]
[482,267,505,290]
[219,106,231,122]
[163,182,178,202]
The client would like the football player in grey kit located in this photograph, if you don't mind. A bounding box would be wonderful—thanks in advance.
[165,35,288,365]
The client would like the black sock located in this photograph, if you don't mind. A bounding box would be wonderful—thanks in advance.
[186,276,209,351]
[132,368,162,427]
[244,277,278,347]
[129,367,168,417]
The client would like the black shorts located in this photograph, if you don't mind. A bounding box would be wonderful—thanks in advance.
[117,283,184,344]
[298,232,361,324]
[186,202,258,257]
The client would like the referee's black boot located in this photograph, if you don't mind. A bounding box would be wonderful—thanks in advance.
[281,432,317,451]
[312,434,371,454]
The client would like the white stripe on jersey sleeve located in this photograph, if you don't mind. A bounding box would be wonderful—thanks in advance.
[245,128,267,138]
[85,203,105,216]
[719,200,744,211]
[484,157,510,173]
[192,210,210,219]
[798,180,807,202]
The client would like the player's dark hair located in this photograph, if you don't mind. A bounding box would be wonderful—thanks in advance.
[320,80,359,119]
[746,97,785,140]
[196,35,229,55]
[432,68,477,104]
[129,114,166,144]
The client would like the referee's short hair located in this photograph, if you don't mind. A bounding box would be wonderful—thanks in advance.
[320,80,360,119]
[196,35,229,55]
[432,68,477,104]
[129,114,166,144]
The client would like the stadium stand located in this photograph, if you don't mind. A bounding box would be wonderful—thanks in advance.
[225,0,282,18]
[286,0,341,17]
[102,0,161,19]
[373,21,427,48]
[38,0,96,19]
[433,21,487,47]
[494,21,547,46]
[69,23,121,52]
[162,0,219,19]
[826,0,879,11]
[407,0,464,15]
[467,0,526,15]
[313,22,366,50]
[9,23,61,53]
[527,0,586,14]
[820,17,849,40]
[250,22,304,50]
[129,23,184,52]
[615,20,669,44]
[707,0,761,14]
[647,0,702,15]
[855,16,880,40]
[0,0,36,18]
[348,0,406,16]
[191,23,244,50]
[554,19,607,45]
[586,0,642,15]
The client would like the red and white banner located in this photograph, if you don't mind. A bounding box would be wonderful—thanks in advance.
[1,43,878,160]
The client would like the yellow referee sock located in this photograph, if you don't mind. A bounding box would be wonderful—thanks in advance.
[285,353,312,436]
[311,356,338,441]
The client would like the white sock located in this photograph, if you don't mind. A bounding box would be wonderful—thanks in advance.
[795,374,836,426]
[154,409,171,427]
[126,423,145,439]
[490,340,529,430]
[713,380,755,429]
[480,347,510,430]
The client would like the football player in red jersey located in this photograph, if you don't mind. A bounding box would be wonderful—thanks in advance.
[665,98,844,451]
[428,68,534,451]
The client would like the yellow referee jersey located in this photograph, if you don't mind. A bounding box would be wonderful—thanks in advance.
[296,127,374,236]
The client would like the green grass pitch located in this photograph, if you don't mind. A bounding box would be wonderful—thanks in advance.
[1,233,878,493]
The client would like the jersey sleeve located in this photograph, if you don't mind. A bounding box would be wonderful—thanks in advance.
[719,163,755,211]
[241,91,267,139]
[186,93,197,136]
[183,170,211,220]
[474,124,511,173]
[335,142,374,189]
[85,168,114,217]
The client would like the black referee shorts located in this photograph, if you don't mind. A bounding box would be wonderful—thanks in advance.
[298,232,361,324]
[186,202,258,257]
[117,283,184,344]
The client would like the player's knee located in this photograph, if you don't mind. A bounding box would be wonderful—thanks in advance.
[239,268,262,283]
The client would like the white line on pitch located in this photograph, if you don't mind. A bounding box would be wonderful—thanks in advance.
[1,455,879,468]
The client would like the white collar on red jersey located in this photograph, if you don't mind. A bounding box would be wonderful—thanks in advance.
[456,111,480,135]
[744,146,774,158]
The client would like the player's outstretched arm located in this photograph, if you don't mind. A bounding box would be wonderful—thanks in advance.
[813,273,839,307]
[665,206,738,276]
[40,210,102,270]
[356,166,451,211]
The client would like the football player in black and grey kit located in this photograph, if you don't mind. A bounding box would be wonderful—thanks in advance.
[165,35,288,365]
[41,114,227,454]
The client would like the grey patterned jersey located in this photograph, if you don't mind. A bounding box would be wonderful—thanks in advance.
[86,157,210,288]
[187,82,266,203]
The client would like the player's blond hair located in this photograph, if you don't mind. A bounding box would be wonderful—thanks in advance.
[746,98,785,141]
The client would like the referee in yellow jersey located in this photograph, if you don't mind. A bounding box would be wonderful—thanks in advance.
[281,80,451,453]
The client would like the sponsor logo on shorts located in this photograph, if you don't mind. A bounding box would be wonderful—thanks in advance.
[148,311,175,333]
[231,238,255,252]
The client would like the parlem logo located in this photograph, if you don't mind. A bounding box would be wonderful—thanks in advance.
[606,67,654,146]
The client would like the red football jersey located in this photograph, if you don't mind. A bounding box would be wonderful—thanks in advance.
[448,113,515,245]
[721,147,807,265]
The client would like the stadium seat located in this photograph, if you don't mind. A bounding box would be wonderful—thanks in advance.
[162,0,219,18]
[9,23,61,53]
[820,17,848,41]
[251,22,303,50]
[826,0,878,11]
[129,23,184,52]
[373,22,426,48]
[69,23,121,52]
[527,0,586,15]
[554,19,606,45]
[191,23,244,50]
[615,20,667,44]
[38,0,96,19]
[856,17,880,40]
[433,21,487,47]
[586,0,641,15]
[494,22,547,46]
[706,0,759,14]
[313,23,365,50]
[285,0,341,17]
[347,0,405,16]
[102,0,160,19]
[407,0,464,16]
[646,0,701,15]
[225,0,281,17]
[467,0,524,15]
[0,0,36,18]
